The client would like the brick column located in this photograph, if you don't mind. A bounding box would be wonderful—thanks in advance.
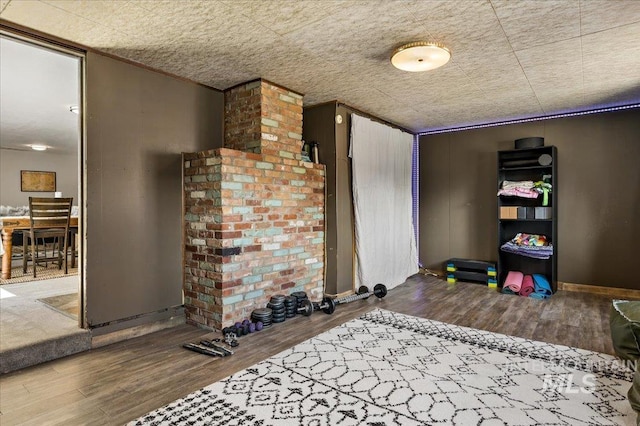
[184,80,325,330]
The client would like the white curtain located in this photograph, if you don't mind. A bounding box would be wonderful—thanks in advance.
[350,114,418,290]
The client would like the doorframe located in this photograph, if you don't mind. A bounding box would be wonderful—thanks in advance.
[0,26,87,328]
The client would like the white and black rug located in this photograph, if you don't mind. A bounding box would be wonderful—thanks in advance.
[130,309,635,425]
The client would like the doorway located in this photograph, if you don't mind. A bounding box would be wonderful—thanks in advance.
[0,32,88,372]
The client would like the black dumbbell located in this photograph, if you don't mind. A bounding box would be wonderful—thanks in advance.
[314,297,337,315]
[297,297,337,316]
[297,299,314,316]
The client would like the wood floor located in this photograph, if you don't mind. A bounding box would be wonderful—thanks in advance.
[0,274,619,425]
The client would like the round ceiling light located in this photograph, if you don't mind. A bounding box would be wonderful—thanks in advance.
[31,144,48,151]
[391,42,451,72]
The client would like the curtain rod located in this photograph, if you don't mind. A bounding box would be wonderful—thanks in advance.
[336,102,415,135]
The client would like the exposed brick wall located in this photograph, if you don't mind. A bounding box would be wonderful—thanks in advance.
[224,81,262,153]
[184,80,325,330]
[224,80,304,158]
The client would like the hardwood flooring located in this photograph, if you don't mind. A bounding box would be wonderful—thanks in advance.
[0,274,620,425]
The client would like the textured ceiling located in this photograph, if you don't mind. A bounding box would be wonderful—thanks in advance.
[1,0,640,135]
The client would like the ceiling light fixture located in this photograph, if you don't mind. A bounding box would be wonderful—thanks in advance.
[31,144,48,151]
[69,105,79,114]
[391,42,451,72]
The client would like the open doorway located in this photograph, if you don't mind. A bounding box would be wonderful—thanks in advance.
[0,33,87,372]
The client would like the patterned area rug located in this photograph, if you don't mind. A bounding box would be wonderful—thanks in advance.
[0,264,78,285]
[130,309,635,425]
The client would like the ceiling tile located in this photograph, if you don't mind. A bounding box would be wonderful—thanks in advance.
[456,51,532,96]
[220,0,344,36]
[582,22,640,106]
[404,0,512,57]
[492,0,581,51]
[580,0,640,35]
[516,37,583,112]
[1,0,119,45]
[283,1,425,65]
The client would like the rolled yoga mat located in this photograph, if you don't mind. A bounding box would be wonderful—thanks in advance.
[519,274,535,297]
[529,274,552,299]
[504,271,524,293]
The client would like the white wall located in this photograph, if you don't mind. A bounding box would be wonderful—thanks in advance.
[0,148,78,207]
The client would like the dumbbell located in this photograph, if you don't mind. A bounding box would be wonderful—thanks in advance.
[334,283,387,305]
[297,285,387,317]
[297,297,337,316]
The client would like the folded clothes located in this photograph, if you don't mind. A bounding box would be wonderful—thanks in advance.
[497,188,539,198]
[500,233,553,259]
[502,180,534,190]
[498,180,540,199]
[533,181,553,206]
[504,270,524,293]
[519,275,535,297]
[512,233,548,247]
[500,241,553,259]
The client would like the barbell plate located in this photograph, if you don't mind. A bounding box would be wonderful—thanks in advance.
[300,299,314,316]
[373,283,387,298]
[322,297,336,314]
[357,286,369,296]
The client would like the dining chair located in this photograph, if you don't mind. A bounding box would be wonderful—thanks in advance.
[21,197,73,278]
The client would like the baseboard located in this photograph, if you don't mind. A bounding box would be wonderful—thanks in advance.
[558,281,640,300]
[91,314,186,348]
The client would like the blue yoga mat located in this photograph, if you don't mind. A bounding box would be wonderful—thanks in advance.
[530,274,552,299]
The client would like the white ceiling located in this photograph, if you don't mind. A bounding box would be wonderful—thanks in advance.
[0,36,80,153]
[1,0,639,138]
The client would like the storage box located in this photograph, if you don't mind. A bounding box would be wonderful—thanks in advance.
[535,207,552,219]
[500,207,518,219]
[517,207,535,219]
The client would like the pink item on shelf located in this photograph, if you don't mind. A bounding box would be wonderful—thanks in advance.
[504,270,524,292]
[519,275,535,297]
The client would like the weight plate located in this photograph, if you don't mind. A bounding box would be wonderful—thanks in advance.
[252,317,271,323]
[267,303,284,310]
[253,308,272,316]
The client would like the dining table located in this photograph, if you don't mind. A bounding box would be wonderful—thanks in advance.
[1,216,79,280]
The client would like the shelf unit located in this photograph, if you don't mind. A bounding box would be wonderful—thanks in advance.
[497,146,557,292]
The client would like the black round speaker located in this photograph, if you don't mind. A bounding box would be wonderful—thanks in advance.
[515,137,544,149]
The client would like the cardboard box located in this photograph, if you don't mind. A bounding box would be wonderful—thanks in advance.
[500,206,518,219]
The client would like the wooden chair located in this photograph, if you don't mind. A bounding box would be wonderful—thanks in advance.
[21,197,73,278]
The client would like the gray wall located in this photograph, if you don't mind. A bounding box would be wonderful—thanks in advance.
[85,52,223,331]
[0,149,78,207]
[419,108,640,289]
